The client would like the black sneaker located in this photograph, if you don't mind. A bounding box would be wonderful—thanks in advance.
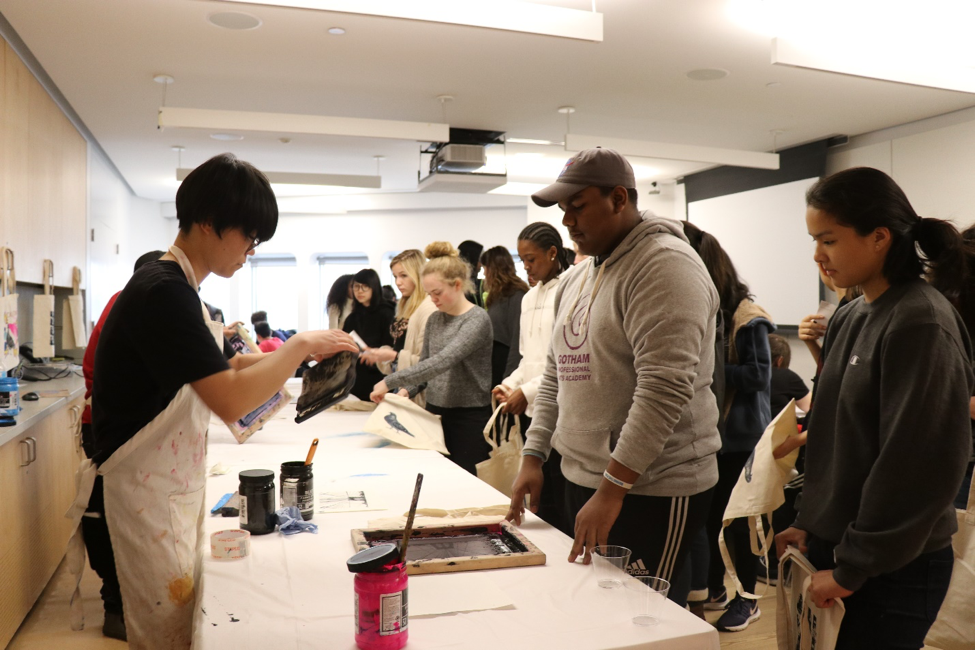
[103,610,127,642]
[703,586,729,610]
[716,595,761,632]
[756,555,778,586]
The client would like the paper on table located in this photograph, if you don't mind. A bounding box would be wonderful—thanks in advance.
[317,489,385,513]
[410,572,514,617]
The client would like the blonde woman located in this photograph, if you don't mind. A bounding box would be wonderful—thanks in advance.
[360,249,437,405]
[371,242,494,475]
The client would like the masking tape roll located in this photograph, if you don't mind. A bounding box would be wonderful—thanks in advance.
[211,529,250,560]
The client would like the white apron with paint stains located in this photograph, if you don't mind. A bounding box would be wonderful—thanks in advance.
[66,245,222,649]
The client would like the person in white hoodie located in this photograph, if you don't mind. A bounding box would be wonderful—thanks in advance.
[506,148,721,606]
[493,221,574,534]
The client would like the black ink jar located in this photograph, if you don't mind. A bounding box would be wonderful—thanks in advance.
[280,461,314,521]
[239,469,276,535]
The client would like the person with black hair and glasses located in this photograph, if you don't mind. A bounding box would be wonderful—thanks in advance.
[75,153,357,649]
[776,167,973,650]
[344,268,396,401]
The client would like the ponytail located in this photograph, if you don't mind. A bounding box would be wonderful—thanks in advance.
[916,217,968,303]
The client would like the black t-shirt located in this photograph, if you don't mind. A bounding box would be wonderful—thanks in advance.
[344,302,395,400]
[91,260,235,465]
[770,367,809,418]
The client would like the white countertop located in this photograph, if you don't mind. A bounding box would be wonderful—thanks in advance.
[0,372,85,447]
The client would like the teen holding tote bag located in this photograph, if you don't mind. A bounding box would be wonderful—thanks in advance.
[776,167,972,650]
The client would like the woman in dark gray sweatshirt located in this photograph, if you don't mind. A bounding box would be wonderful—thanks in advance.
[777,167,973,650]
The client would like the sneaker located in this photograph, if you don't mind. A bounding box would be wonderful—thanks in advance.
[703,586,729,610]
[103,610,127,642]
[687,587,709,603]
[756,555,778,586]
[716,595,761,632]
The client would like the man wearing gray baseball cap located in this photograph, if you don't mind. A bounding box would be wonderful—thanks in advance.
[506,148,722,606]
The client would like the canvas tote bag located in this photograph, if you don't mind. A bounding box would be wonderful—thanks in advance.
[0,248,19,371]
[925,476,975,650]
[363,392,449,454]
[719,400,802,599]
[777,547,845,650]
[32,259,55,358]
[61,266,87,349]
[476,401,524,498]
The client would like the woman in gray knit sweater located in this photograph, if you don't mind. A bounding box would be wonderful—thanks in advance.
[371,241,493,474]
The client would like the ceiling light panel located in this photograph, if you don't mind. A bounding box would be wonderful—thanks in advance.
[215,0,603,41]
[176,168,381,188]
[159,107,449,142]
[565,134,779,170]
[731,0,975,93]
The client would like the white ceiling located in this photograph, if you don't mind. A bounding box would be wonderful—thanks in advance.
[1,0,973,203]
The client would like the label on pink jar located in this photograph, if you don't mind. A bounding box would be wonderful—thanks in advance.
[379,588,408,636]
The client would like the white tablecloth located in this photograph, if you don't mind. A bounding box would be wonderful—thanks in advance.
[194,399,719,650]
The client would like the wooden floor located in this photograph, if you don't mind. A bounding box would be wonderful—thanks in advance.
[7,561,942,649]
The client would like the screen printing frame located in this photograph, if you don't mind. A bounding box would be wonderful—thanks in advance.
[351,520,546,575]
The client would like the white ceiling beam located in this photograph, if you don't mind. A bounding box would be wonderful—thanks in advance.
[176,168,381,189]
[565,134,780,170]
[218,0,603,42]
[772,37,975,94]
[159,107,450,142]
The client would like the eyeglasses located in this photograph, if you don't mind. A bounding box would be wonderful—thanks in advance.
[244,232,261,252]
[352,283,370,292]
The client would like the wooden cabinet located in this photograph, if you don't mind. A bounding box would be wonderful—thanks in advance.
[0,397,85,648]
[0,38,87,288]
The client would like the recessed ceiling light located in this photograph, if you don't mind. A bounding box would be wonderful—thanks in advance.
[686,68,729,81]
[207,12,262,30]
[210,133,244,141]
[328,26,346,35]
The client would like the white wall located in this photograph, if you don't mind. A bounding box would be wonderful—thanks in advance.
[88,151,173,326]
[827,107,975,230]
[201,206,529,331]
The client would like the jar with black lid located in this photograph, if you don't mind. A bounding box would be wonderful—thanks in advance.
[239,469,276,535]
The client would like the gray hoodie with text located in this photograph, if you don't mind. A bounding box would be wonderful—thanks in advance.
[523,214,722,496]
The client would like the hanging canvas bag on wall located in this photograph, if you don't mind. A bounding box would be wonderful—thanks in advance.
[925,477,975,650]
[476,401,523,498]
[32,259,56,358]
[61,266,87,349]
[0,248,19,371]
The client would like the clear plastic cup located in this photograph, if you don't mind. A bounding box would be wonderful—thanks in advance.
[591,545,632,589]
[625,575,670,626]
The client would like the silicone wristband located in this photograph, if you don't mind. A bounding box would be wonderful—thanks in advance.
[602,470,633,490]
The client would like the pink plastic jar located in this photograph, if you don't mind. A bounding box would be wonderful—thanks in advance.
[348,544,408,650]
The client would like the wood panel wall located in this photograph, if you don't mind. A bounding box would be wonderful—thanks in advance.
[0,38,87,287]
